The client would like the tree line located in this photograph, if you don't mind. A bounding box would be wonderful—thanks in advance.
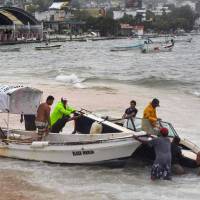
[80,5,198,36]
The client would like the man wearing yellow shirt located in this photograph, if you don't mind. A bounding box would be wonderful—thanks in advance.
[142,98,161,135]
[50,97,76,133]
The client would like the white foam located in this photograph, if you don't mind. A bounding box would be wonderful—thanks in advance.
[193,91,200,97]
[56,74,81,84]
[55,74,87,88]
[73,82,86,89]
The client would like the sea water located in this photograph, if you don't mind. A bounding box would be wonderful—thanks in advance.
[0,36,200,200]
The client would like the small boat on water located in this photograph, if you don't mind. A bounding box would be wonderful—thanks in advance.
[110,43,144,51]
[141,41,174,53]
[0,47,20,52]
[0,85,199,167]
[35,44,61,50]
[173,37,192,43]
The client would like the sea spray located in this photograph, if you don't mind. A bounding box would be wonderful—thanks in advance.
[55,74,86,88]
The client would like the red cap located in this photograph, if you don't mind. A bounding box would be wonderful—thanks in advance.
[160,127,168,137]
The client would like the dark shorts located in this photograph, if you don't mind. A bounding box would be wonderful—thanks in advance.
[51,116,70,133]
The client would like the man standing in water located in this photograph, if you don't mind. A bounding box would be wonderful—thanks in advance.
[134,127,172,180]
[35,95,54,140]
[142,98,160,135]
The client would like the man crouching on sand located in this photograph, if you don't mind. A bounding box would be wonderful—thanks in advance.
[35,95,54,140]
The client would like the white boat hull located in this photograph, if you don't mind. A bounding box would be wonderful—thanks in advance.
[0,134,140,164]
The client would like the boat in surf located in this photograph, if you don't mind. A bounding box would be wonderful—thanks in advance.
[0,85,199,167]
[0,85,140,164]
[106,117,200,168]
[35,44,61,50]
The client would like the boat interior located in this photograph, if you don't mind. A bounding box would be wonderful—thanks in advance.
[106,116,200,168]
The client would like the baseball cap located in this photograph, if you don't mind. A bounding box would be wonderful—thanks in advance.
[160,127,168,137]
[61,97,68,101]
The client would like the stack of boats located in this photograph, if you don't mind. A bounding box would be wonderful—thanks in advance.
[0,85,199,168]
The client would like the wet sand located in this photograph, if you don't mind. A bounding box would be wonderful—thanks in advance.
[0,169,66,200]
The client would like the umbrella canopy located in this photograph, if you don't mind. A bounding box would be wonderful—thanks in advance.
[0,85,42,114]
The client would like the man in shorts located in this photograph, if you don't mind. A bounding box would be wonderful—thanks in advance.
[134,127,172,180]
[35,95,54,140]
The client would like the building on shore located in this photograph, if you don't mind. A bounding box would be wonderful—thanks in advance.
[35,0,87,34]
[0,6,42,44]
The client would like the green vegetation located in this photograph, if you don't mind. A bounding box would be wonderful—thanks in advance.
[146,5,197,32]
[86,16,120,36]
[83,5,197,36]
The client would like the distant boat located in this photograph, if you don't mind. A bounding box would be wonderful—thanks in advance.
[35,44,61,50]
[173,37,192,43]
[141,41,174,53]
[110,43,144,51]
[0,47,20,52]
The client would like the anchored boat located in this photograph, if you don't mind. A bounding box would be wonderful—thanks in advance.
[35,44,61,50]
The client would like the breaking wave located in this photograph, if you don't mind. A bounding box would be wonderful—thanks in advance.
[191,91,200,98]
[55,74,86,88]
[132,76,192,88]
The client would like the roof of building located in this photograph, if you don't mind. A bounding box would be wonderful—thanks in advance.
[0,7,39,26]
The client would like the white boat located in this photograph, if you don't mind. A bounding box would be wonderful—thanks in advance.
[110,43,144,51]
[141,42,174,53]
[35,44,61,50]
[0,86,199,167]
[0,85,140,164]
[173,36,192,43]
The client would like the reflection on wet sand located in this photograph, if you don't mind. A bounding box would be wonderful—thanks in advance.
[0,169,66,200]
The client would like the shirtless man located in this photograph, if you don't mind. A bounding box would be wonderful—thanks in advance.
[35,95,54,140]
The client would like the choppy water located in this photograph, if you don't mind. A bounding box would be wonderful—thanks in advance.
[0,36,200,96]
[0,36,200,199]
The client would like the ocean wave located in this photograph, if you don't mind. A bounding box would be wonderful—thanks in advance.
[132,76,192,88]
[192,91,200,97]
[55,74,82,84]
[89,86,117,92]
[55,74,87,88]
[84,75,192,89]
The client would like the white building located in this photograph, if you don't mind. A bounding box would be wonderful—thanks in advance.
[34,1,72,22]
[151,6,171,16]
[113,9,146,21]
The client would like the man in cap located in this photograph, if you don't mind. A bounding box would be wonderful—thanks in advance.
[50,97,76,133]
[134,127,172,180]
[142,98,161,135]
